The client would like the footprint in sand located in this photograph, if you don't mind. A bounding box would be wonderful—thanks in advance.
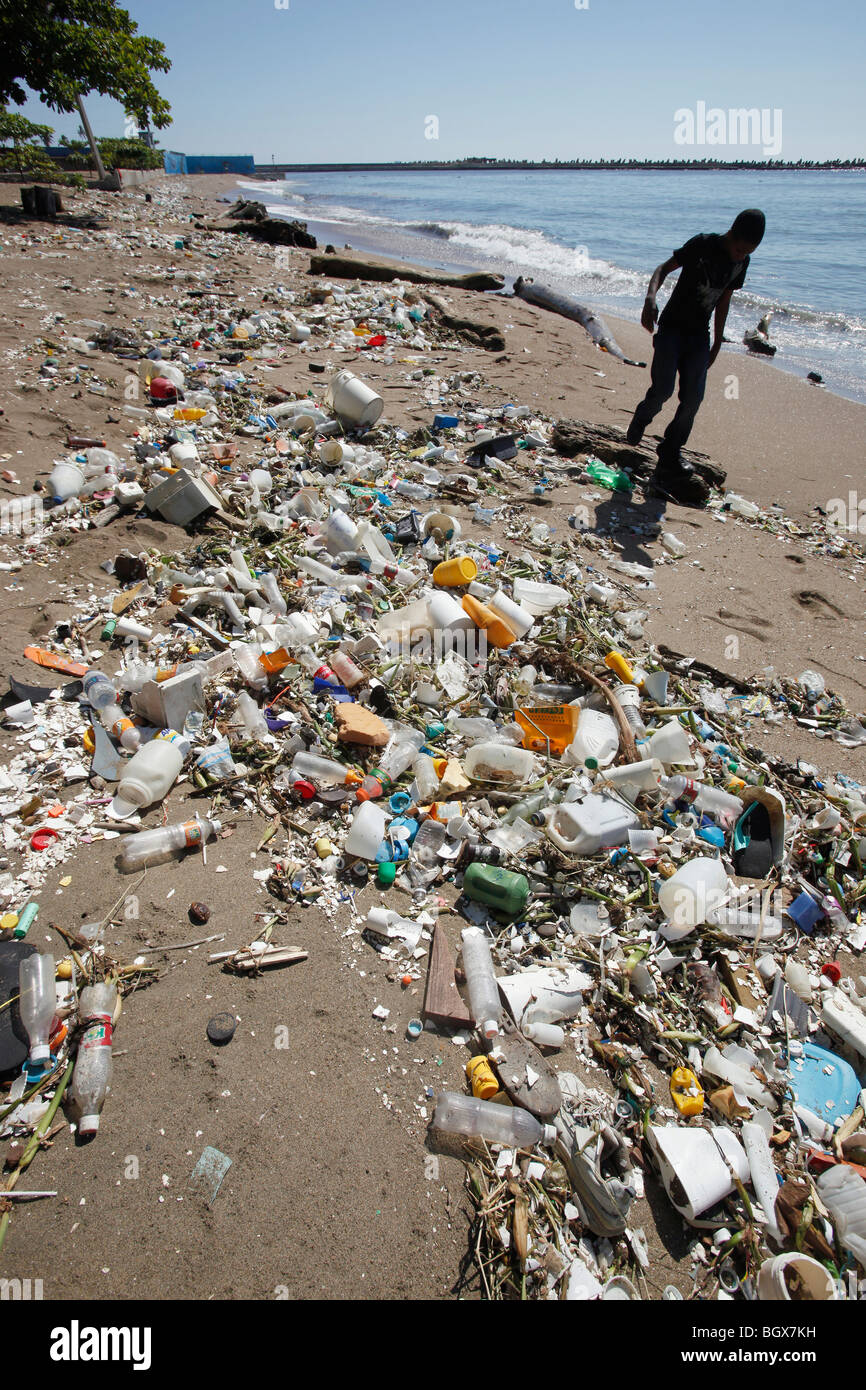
[794,590,847,619]
[707,607,772,642]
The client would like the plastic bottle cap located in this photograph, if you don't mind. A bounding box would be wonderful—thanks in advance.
[542,1124,557,1145]
[377,861,396,886]
[30,828,59,851]
[585,757,598,771]
[482,1019,500,1038]
[29,1043,50,1063]
[79,1114,100,1134]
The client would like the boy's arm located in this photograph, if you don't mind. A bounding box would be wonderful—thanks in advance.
[642,255,681,332]
[709,286,734,365]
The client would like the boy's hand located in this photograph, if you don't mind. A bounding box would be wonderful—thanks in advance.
[641,297,658,333]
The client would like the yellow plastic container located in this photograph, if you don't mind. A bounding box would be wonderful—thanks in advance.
[433,556,478,587]
[466,1055,500,1100]
[515,705,580,756]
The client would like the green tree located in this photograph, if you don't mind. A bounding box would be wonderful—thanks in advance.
[0,1,171,128]
[0,107,55,174]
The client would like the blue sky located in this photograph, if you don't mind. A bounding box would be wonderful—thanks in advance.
[11,0,866,162]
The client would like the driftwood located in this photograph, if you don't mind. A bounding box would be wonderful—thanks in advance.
[213,200,316,248]
[573,664,639,764]
[551,418,727,489]
[514,276,646,368]
[421,290,506,352]
[308,252,503,292]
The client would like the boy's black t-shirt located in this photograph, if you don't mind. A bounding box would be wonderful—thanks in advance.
[659,233,749,333]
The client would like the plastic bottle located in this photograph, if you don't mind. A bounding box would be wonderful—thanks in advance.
[231,642,268,690]
[377,727,426,783]
[18,953,55,1068]
[658,775,743,820]
[291,751,358,788]
[259,571,287,616]
[329,650,366,689]
[112,729,191,817]
[461,927,502,1037]
[236,691,269,740]
[120,816,222,871]
[432,1092,556,1147]
[586,458,633,493]
[461,593,517,649]
[345,801,389,860]
[411,817,447,865]
[412,753,440,802]
[69,981,116,1135]
[82,669,140,751]
[617,684,647,743]
[463,864,530,919]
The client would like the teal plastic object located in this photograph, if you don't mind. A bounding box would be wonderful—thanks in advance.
[784,1041,861,1126]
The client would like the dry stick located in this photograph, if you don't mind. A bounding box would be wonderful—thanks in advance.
[573,664,639,764]
[0,1060,74,1255]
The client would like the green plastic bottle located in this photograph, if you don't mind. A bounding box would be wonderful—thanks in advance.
[586,458,633,494]
[463,864,530,920]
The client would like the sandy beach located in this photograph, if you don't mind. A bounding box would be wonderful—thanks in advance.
[0,172,863,1302]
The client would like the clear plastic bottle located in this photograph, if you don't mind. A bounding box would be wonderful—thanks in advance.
[231,642,268,691]
[120,816,221,871]
[329,650,366,689]
[617,684,647,743]
[69,981,116,1136]
[291,751,355,787]
[461,927,502,1038]
[658,774,743,820]
[18,953,56,1067]
[432,1092,556,1147]
[83,669,140,751]
[236,691,269,740]
[412,753,440,802]
[259,570,287,616]
[377,727,426,783]
[412,816,447,867]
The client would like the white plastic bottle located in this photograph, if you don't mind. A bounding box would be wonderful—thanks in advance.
[120,816,221,871]
[461,927,502,1038]
[112,729,190,817]
[344,801,389,860]
[18,954,56,1068]
[291,750,355,786]
[259,570,287,616]
[69,981,116,1136]
[329,650,366,689]
[231,642,268,691]
[432,1092,556,1147]
[83,669,140,751]
[412,753,440,802]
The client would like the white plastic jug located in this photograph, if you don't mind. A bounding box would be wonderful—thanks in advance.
[563,710,619,770]
[544,793,639,855]
[48,461,85,502]
[657,856,729,937]
[112,729,190,818]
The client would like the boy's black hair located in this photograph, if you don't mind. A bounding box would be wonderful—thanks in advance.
[731,208,766,245]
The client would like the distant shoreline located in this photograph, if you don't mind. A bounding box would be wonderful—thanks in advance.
[254,160,866,175]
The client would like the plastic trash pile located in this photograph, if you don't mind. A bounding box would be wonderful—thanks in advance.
[1,205,865,1298]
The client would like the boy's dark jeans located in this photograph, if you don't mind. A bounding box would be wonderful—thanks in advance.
[629,322,710,468]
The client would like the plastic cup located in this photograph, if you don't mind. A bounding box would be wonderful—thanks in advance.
[432,556,477,587]
[647,718,695,767]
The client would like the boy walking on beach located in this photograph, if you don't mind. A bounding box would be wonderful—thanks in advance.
[627,208,766,505]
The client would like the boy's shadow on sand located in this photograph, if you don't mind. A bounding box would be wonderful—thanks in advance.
[589,479,671,570]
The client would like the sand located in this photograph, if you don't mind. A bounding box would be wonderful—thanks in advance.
[0,173,863,1302]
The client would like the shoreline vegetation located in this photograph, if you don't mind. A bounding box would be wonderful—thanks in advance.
[254,158,866,174]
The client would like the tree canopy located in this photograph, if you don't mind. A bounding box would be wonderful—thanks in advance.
[0,1,171,129]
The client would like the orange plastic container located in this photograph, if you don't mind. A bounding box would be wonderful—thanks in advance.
[461,594,517,649]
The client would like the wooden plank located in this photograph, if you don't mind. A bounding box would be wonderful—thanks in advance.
[112,581,145,615]
[422,921,472,1029]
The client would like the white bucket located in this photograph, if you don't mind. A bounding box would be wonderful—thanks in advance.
[328,369,384,428]
[757,1253,837,1302]
[649,1124,749,1224]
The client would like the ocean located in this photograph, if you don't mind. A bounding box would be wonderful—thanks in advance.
[237,169,866,406]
